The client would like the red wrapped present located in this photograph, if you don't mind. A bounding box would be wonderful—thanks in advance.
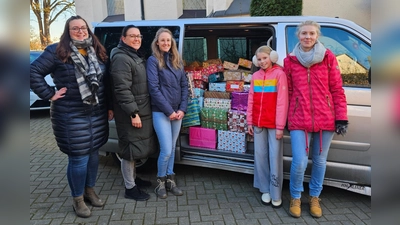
[226,80,244,92]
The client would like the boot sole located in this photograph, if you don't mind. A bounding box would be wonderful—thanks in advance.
[124,194,150,201]
[289,211,301,218]
[72,205,91,218]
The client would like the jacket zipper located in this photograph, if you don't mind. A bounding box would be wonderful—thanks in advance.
[308,67,315,131]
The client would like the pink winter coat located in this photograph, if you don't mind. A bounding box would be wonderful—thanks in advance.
[283,49,347,132]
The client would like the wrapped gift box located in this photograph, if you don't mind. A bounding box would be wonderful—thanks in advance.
[194,80,207,89]
[241,70,252,83]
[238,58,252,69]
[190,70,203,80]
[208,72,224,83]
[202,64,218,75]
[223,70,242,81]
[198,97,204,109]
[226,80,244,92]
[186,72,195,99]
[243,84,251,92]
[231,92,249,111]
[203,98,231,109]
[193,88,205,98]
[204,91,231,99]
[217,130,246,153]
[223,61,239,70]
[200,108,228,131]
[228,110,248,133]
[209,82,226,92]
[182,98,201,127]
[189,127,217,149]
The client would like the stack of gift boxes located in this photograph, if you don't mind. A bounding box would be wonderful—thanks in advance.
[184,57,254,154]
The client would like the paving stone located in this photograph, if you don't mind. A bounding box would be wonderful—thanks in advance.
[30,111,371,224]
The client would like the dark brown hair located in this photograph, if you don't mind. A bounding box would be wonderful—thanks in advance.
[55,15,108,63]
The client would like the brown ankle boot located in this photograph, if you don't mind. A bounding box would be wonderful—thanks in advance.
[72,196,91,218]
[84,187,105,207]
[166,174,183,196]
[289,197,301,218]
[155,177,167,199]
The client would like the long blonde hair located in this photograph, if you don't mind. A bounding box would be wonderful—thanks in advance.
[151,28,182,69]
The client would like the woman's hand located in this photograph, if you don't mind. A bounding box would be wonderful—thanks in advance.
[248,125,254,136]
[276,129,283,140]
[50,87,67,101]
[169,112,177,120]
[131,115,142,128]
[107,110,114,120]
[175,110,185,120]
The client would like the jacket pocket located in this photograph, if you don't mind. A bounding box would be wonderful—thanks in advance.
[326,95,334,116]
[135,94,151,117]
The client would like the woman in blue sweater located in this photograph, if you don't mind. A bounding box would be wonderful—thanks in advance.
[146,28,188,199]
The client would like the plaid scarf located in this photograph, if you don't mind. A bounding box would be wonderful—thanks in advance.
[70,36,103,105]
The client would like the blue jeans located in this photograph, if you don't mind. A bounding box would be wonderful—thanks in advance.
[289,130,334,199]
[67,150,99,197]
[152,112,182,177]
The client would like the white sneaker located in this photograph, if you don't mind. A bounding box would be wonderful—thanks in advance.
[261,193,271,205]
[272,199,282,208]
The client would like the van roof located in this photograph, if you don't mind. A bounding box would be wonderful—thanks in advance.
[93,15,360,28]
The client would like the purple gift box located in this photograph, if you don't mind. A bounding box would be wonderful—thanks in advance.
[231,92,249,111]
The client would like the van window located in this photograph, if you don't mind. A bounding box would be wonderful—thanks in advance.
[183,24,274,65]
[286,26,371,87]
[95,26,181,60]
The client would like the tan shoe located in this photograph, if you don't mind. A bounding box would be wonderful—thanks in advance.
[289,198,301,218]
[309,196,322,218]
[72,196,91,218]
[84,187,105,207]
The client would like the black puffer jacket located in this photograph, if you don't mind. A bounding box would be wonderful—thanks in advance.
[30,43,109,156]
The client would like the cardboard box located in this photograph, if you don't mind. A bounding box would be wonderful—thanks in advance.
[189,127,217,149]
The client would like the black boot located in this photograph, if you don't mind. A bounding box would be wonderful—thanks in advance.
[124,186,150,201]
[135,177,152,188]
[155,177,167,199]
[166,174,183,196]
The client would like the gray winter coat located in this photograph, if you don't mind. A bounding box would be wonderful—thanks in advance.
[109,42,158,160]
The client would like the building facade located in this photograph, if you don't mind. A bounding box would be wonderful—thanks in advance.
[76,0,370,31]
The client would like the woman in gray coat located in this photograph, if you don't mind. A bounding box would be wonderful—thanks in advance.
[109,25,158,201]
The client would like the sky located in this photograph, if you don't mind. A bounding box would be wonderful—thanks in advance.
[30,8,75,42]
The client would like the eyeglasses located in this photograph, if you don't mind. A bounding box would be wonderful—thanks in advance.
[70,26,88,32]
[127,34,143,39]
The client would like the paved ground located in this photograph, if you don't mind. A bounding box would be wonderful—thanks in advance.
[30,111,371,225]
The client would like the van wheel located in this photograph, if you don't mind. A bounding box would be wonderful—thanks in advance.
[111,153,152,172]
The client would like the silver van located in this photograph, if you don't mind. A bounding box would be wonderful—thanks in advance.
[93,16,371,196]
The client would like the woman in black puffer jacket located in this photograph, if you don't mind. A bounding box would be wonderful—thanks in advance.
[30,15,113,218]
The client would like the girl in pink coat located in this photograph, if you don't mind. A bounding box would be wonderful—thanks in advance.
[247,45,288,208]
[283,21,348,218]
